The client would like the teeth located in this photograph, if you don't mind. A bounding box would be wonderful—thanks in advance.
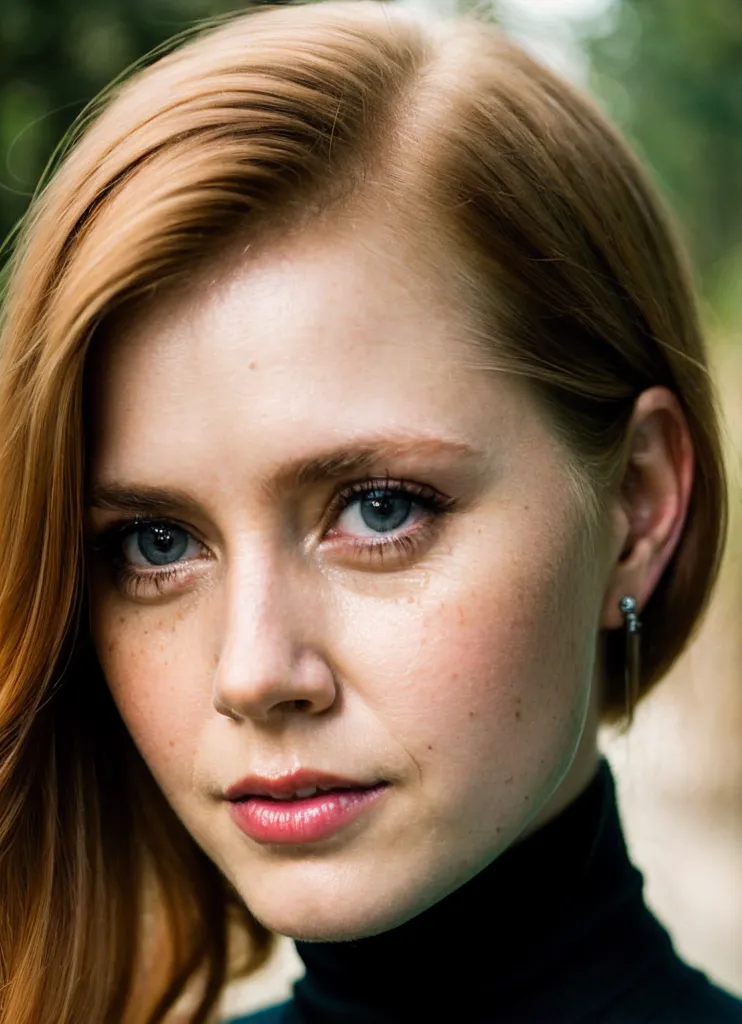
[263,784,351,801]
[265,785,319,801]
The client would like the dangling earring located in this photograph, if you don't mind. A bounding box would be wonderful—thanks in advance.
[618,595,641,725]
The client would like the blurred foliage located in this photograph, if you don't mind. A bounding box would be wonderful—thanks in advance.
[1,0,741,324]
[0,0,245,250]
[580,0,742,320]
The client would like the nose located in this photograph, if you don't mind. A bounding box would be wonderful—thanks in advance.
[211,554,338,722]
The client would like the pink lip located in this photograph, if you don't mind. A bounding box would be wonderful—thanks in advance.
[226,770,390,845]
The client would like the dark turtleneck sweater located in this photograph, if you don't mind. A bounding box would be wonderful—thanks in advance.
[230,759,742,1023]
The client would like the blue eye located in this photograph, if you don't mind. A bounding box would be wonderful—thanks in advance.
[355,489,413,533]
[329,480,455,558]
[123,522,191,566]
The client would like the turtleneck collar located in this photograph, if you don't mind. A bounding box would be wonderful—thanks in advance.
[286,759,674,1023]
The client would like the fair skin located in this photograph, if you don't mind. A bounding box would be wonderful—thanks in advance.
[85,213,693,941]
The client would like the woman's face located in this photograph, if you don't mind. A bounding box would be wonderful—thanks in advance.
[86,215,617,941]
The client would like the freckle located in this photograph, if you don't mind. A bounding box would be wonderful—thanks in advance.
[515,710,522,720]
[169,740,175,748]
[427,745,433,751]
[496,826,501,834]
[249,361,257,370]
[468,710,474,719]
[524,794,530,801]
[504,775,513,784]
[118,616,125,625]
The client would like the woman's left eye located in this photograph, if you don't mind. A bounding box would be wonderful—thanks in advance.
[322,480,456,564]
[332,486,440,538]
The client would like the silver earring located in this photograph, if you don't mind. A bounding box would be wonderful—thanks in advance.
[619,595,641,724]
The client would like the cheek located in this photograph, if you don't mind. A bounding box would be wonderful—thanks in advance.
[90,593,208,795]
[333,515,598,794]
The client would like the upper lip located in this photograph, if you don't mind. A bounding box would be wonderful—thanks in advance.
[225,769,383,801]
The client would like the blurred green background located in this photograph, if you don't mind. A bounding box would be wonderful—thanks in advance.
[581,0,742,328]
[1,0,741,327]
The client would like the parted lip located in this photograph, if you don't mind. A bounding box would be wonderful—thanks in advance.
[225,769,383,801]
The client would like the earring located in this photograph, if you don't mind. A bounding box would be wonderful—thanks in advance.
[619,595,641,725]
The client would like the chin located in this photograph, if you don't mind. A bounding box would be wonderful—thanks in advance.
[251,900,409,943]
[241,878,427,943]
[267,917,386,943]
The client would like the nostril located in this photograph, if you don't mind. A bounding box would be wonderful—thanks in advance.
[292,699,312,711]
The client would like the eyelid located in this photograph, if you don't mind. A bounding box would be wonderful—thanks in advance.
[325,475,452,519]
[88,515,200,549]
[87,474,450,533]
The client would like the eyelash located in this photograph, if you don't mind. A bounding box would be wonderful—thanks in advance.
[90,476,457,598]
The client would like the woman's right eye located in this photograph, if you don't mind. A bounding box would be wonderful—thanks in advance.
[120,521,201,567]
[90,518,209,597]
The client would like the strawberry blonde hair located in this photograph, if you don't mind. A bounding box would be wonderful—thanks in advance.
[0,2,727,1021]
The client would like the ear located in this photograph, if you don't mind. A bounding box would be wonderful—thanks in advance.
[601,386,694,629]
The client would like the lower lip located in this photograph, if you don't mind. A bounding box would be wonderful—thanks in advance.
[229,784,390,844]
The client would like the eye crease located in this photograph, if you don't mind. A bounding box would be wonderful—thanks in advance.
[88,475,458,597]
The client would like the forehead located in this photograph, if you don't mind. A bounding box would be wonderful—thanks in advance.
[87,216,548,480]
[103,213,467,369]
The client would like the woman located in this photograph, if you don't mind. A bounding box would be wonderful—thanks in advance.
[0,2,739,1022]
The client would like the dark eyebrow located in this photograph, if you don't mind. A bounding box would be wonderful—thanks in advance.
[86,435,482,514]
[86,483,201,517]
[269,436,481,494]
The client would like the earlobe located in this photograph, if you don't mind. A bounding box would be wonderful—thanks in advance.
[601,386,694,631]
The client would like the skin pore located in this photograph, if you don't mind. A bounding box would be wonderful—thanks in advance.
[85,211,693,942]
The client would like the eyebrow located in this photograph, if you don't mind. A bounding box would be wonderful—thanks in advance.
[86,435,483,514]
